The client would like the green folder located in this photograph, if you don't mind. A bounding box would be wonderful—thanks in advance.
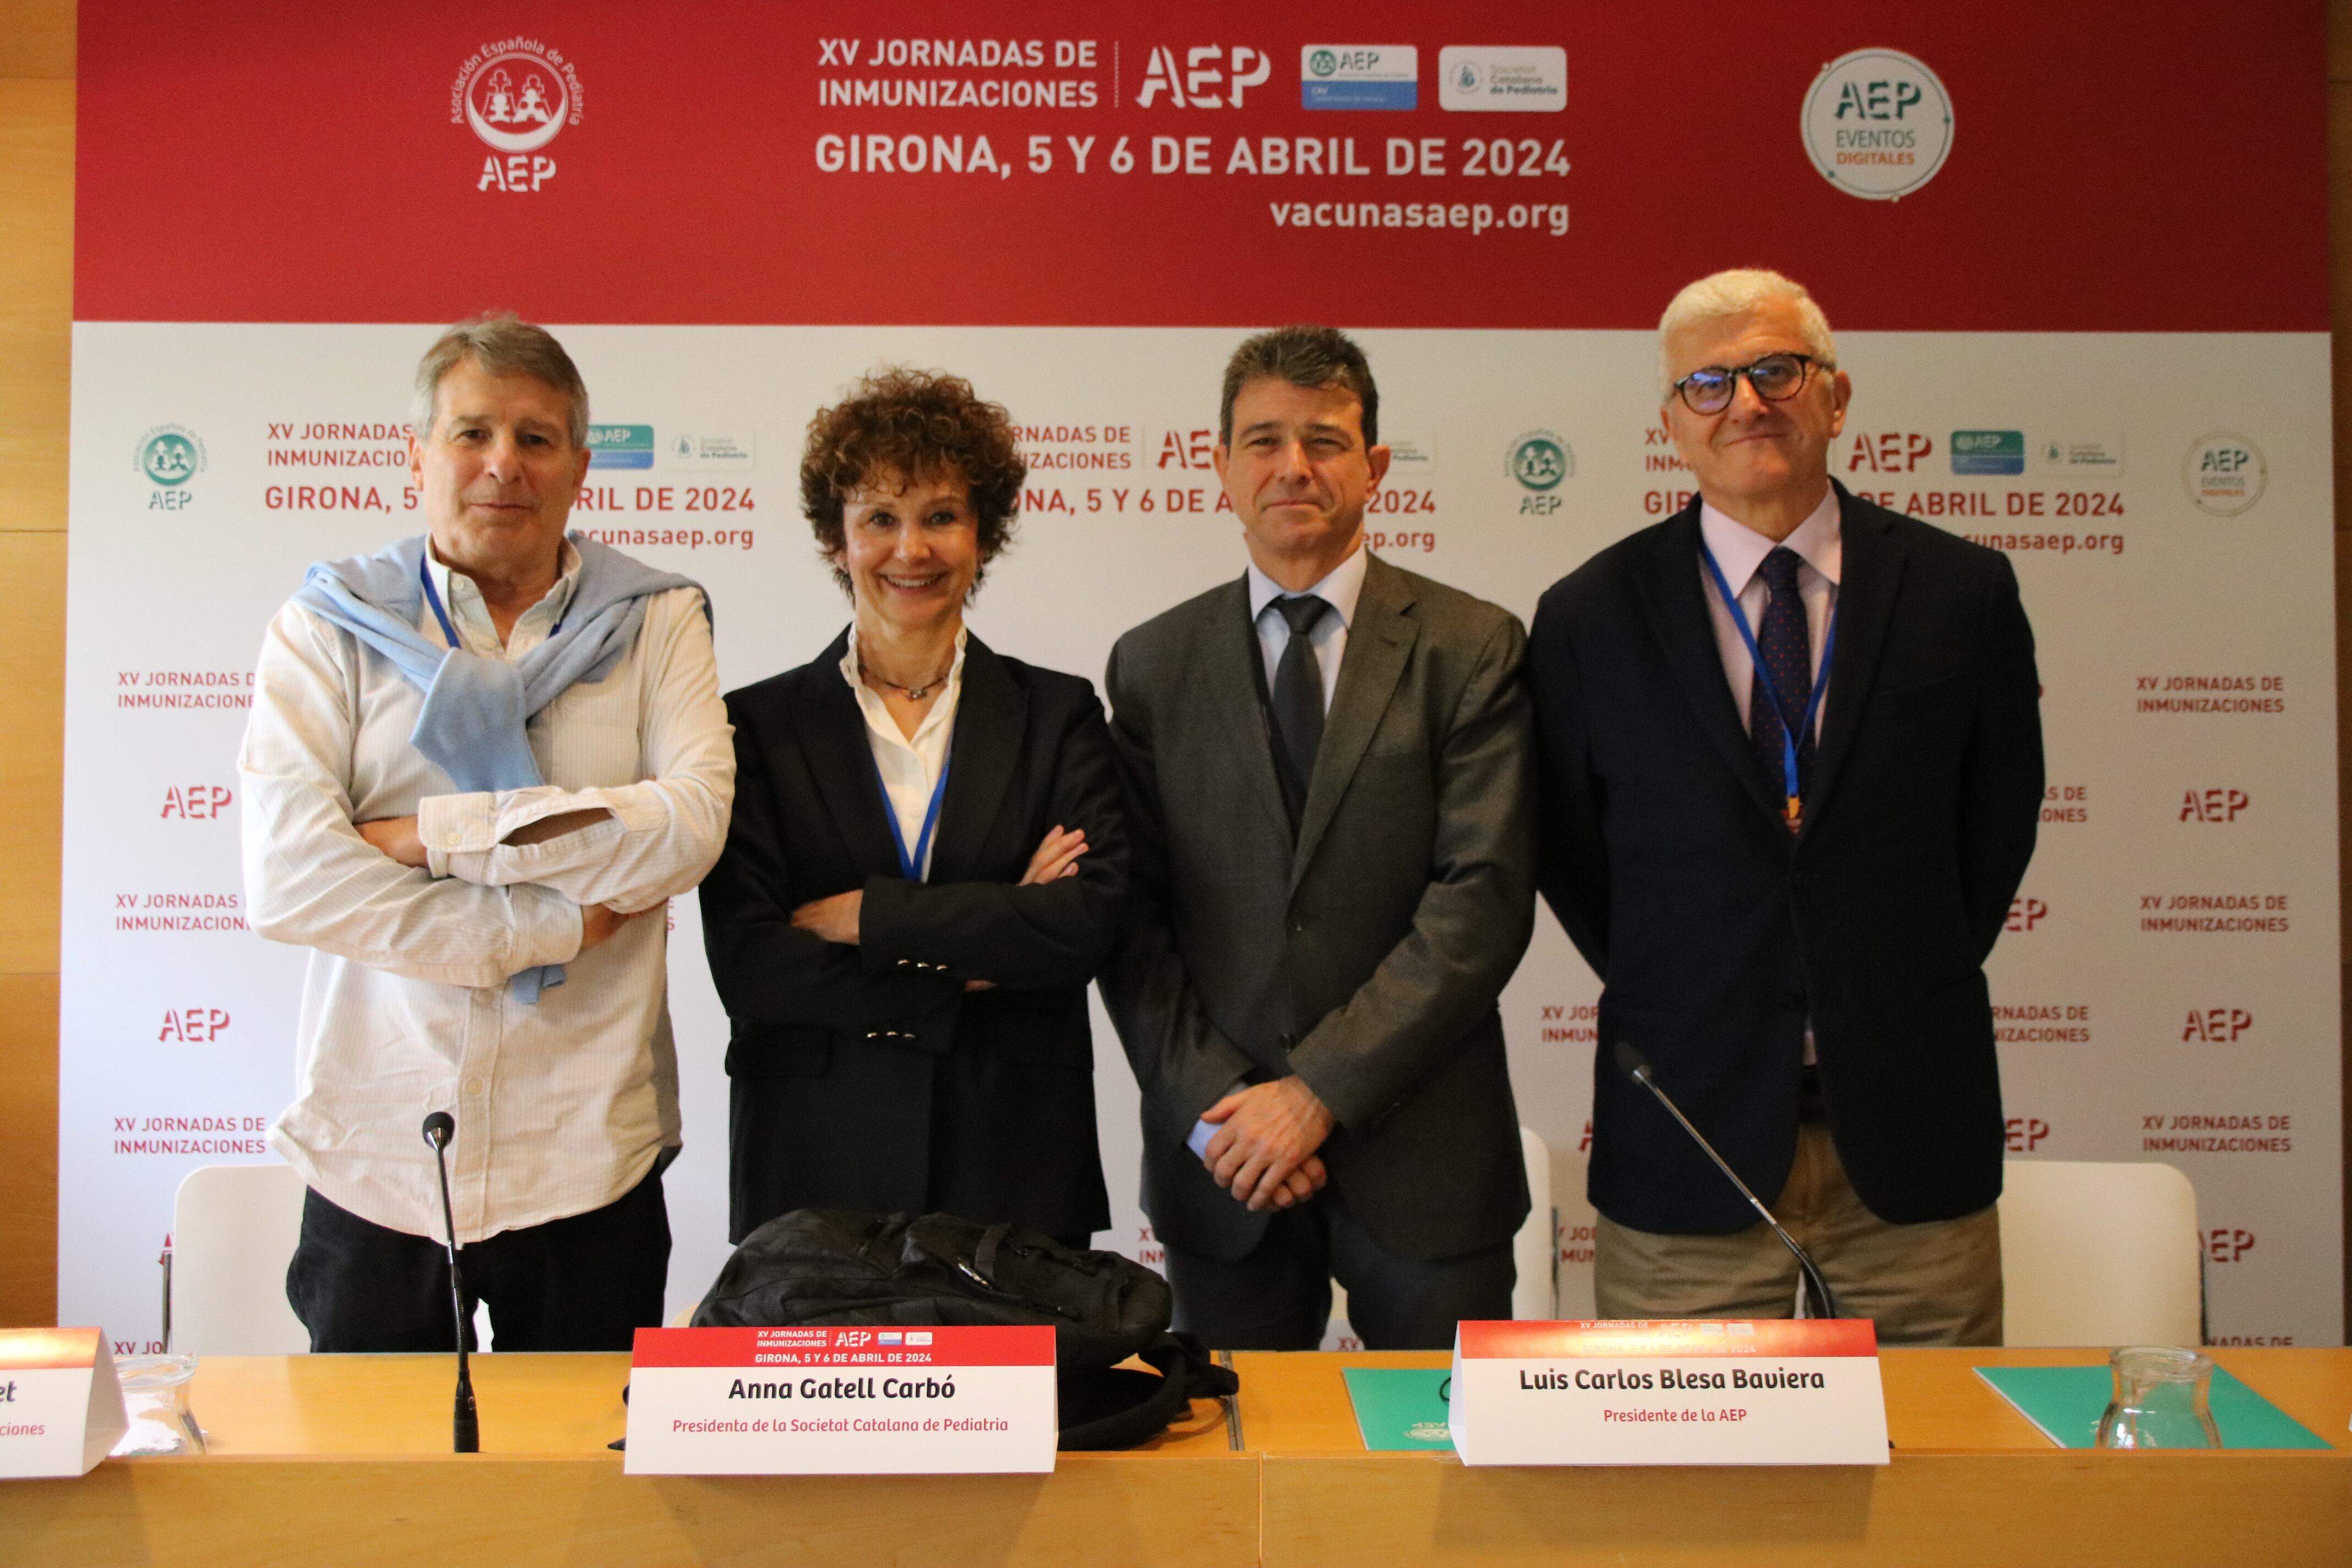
[1974,1364,2334,1450]
[1341,1367,1457,1451]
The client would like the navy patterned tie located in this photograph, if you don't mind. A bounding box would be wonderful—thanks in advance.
[1270,594,1332,827]
[1749,547,1816,830]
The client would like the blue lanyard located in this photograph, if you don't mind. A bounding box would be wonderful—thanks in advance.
[1700,542,1837,829]
[418,549,567,650]
[419,551,462,649]
[874,750,952,881]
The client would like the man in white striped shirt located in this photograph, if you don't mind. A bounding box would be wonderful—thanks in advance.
[239,314,733,1351]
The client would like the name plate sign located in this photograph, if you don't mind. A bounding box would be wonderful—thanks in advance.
[0,1329,128,1479]
[625,1325,1056,1475]
[1449,1319,1889,1466]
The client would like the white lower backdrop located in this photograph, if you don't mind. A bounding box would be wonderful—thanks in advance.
[59,322,2342,1350]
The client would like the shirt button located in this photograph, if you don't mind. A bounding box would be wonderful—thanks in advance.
[463,1079,484,1096]
[446,834,463,847]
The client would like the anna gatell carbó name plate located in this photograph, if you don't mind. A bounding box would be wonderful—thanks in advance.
[1449,1319,1890,1466]
[624,1324,1057,1475]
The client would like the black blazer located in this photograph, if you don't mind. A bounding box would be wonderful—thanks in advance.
[1528,487,2042,1234]
[700,630,1128,1243]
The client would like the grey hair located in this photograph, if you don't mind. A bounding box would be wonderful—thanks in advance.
[1218,324,1379,447]
[410,312,590,447]
[1657,270,1837,399]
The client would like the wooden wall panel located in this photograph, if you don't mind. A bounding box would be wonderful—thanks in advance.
[0,0,73,80]
[0,974,58,1324]
[0,532,65,967]
[0,79,72,541]
[0,0,69,1329]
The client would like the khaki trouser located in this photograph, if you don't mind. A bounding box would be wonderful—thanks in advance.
[1593,1119,2003,1347]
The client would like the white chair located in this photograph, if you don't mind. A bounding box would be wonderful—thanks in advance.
[1323,1125,1555,1347]
[1999,1160,2202,1346]
[1510,1126,1556,1320]
[168,1163,311,1355]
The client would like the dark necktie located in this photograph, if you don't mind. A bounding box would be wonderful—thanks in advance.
[1270,594,1333,826]
[1748,546,1816,829]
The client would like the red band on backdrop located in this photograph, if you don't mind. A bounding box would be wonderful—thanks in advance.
[75,1,2325,330]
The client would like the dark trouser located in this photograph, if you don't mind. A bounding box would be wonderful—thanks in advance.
[1161,1197,1515,1351]
[286,1166,671,1353]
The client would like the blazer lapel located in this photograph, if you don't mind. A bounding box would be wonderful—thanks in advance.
[1799,484,1906,837]
[1632,502,1787,824]
[930,635,1024,884]
[792,631,905,879]
[1204,575,1295,836]
[1292,553,1418,888]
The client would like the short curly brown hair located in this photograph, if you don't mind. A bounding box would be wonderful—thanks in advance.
[801,368,1026,596]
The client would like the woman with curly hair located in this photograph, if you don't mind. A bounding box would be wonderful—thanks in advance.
[699,368,1126,1247]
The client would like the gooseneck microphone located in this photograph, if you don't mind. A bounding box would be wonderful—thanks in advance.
[421,1111,480,1453]
[1611,1042,1843,1321]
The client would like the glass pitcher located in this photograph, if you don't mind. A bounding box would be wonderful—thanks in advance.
[2094,1346,2221,1450]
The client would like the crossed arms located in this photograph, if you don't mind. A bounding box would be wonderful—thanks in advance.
[240,591,733,985]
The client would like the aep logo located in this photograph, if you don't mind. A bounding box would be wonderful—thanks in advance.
[1847,432,1933,473]
[1137,45,1271,108]
[158,1007,231,1043]
[2206,1228,2257,1263]
[1801,48,1953,200]
[453,39,584,193]
[1155,428,1216,471]
[2181,1008,2253,1043]
[2005,896,2047,933]
[135,424,206,509]
[2004,1115,2050,1152]
[1507,431,1573,515]
[2179,788,2248,824]
[160,784,234,820]
[2182,432,2266,516]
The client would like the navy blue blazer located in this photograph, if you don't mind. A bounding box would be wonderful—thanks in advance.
[1528,486,2043,1233]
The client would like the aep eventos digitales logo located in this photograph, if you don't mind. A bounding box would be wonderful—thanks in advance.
[1801,48,1953,200]
[2182,432,2267,517]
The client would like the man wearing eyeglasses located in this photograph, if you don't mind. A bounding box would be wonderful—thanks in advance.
[1526,270,2042,1344]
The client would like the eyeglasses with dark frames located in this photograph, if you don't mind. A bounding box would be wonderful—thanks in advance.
[1671,353,1822,416]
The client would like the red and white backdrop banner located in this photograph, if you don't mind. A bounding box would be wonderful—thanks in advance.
[64,1,2338,1351]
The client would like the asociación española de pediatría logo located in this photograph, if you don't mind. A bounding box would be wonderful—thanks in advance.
[1801,48,1952,201]
[134,424,206,511]
[1506,429,1574,515]
[451,36,584,194]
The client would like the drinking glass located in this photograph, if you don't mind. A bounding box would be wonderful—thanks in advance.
[2094,1346,2220,1449]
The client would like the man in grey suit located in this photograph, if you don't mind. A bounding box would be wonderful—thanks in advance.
[1103,325,1536,1349]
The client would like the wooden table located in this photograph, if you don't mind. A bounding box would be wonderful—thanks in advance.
[1236,1347,2352,1567]
[0,1351,1255,1567]
[1,1348,2345,1566]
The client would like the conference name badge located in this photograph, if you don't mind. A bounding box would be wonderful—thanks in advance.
[0,1329,129,1479]
[1449,1319,1889,1466]
[624,1325,1056,1474]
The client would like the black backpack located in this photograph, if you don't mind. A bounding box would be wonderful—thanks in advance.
[692,1208,1238,1451]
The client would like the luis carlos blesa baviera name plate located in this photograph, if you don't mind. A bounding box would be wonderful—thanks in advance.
[1449,1319,1890,1466]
